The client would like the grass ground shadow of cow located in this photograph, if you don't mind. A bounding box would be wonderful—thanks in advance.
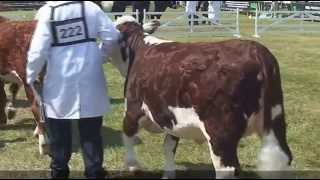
[10,99,31,108]
[105,162,259,179]
[0,118,35,131]
[0,118,33,149]
[110,97,125,105]
[0,137,27,150]
[71,123,124,152]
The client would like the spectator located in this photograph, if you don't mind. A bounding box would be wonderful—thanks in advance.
[26,1,120,178]
[208,1,222,25]
[186,1,199,25]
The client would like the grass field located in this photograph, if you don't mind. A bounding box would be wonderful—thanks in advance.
[0,8,319,178]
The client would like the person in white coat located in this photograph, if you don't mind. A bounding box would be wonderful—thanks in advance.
[26,1,120,178]
[208,1,222,25]
[186,1,199,25]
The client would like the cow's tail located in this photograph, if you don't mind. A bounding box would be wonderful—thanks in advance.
[254,42,293,174]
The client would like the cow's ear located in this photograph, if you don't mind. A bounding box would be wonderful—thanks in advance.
[143,20,160,35]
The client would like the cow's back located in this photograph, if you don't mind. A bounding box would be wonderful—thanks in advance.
[0,21,36,77]
[127,39,279,129]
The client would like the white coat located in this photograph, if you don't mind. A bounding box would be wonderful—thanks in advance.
[27,1,120,119]
[185,1,198,15]
[208,1,222,24]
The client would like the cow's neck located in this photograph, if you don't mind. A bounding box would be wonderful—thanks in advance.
[127,33,147,53]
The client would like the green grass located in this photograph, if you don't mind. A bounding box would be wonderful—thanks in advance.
[0,9,320,178]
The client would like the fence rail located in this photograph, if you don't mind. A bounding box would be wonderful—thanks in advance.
[253,9,320,37]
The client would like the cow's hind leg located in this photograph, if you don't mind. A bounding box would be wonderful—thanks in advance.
[122,105,144,172]
[202,116,245,179]
[162,134,179,179]
[258,104,293,171]
[207,139,241,179]
[0,80,7,124]
[7,83,19,119]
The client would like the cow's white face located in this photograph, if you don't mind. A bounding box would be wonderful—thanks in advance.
[109,16,164,77]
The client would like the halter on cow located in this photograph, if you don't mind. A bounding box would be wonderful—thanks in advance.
[113,16,293,178]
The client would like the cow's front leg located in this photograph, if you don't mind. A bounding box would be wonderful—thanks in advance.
[123,109,144,172]
[7,83,19,119]
[162,134,180,179]
[24,83,50,155]
[0,80,7,124]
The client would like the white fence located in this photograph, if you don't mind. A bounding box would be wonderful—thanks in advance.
[105,10,139,21]
[143,9,241,38]
[146,9,240,38]
[106,9,241,38]
[253,8,320,37]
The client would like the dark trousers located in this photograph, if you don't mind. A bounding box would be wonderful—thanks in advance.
[46,117,105,179]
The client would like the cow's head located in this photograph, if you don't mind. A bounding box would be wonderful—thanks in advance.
[108,16,160,77]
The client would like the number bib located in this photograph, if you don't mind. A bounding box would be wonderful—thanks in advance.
[50,2,95,47]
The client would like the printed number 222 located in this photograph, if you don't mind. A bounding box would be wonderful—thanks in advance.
[60,26,83,39]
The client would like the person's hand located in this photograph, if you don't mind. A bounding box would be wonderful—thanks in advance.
[33,80,42,93]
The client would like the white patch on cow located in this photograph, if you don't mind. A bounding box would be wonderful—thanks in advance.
[115,15,137,26]
[0,71,23,85]
[165,106,206,142]
[140,102,163,132]
[138,115,163,133]
[258,130,290,171]
[139,103,237,178]
[143,35,173,46]
[33,126,39,137]
[123,134,141,172]
[6,102,17,113]
[271,104,282,121]
[38,134,49,155]
[244,112,260,137]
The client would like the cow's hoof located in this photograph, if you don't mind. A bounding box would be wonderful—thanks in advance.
[39,134,50,155]
[162,171,176,179]
[126,160,142,173]
[128,166,140,173]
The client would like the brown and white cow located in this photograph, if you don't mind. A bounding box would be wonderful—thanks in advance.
[0,19,49,155]
[0,16,22,122]
[113,16,293,178]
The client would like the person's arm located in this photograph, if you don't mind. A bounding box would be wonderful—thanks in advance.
[96,9,120,63]
[26,6,52,85]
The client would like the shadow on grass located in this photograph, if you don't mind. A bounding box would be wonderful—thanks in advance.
[110,97,125,105]
[0,137,27,149]
[71,125,123,152]
[0,120,34,131]
[177,162,261,179]
[12,99,31,108]
[177,162,215,178]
